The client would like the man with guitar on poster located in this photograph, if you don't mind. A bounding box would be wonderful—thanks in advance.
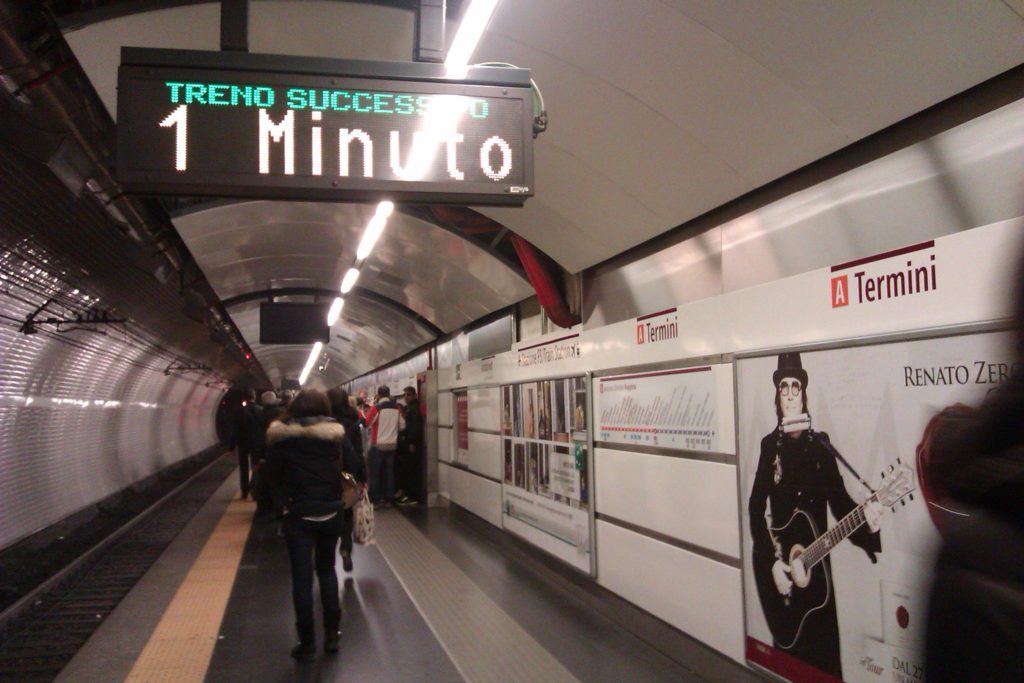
[748,353,883,680]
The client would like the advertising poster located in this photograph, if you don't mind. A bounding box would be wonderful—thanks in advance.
[455,392,469,466]
[501,385,513,435]
[737,330,1015,683]
[596,366,720,452]
[500,376,592,573]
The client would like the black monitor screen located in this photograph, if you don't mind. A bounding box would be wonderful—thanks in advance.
[259,302,330,344]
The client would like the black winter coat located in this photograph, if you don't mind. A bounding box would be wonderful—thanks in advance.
[925,375,1024,682]
[264,416,346,517]
[335,410,365,469]
[339,418,367,484]
[403,398,423,447]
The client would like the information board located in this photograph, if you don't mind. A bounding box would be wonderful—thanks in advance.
[116,48,534,205]
[596,366,722,452]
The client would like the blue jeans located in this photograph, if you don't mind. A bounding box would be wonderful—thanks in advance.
[283,514,340,645]
[368,446,396,503]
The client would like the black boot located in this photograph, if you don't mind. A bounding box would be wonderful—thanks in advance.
[291,641,315,660]
[324,610,341,653]
[292,622,315,660]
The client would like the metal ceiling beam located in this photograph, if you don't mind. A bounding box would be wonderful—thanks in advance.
[414,0,444,63]
[53,0,420,31]
[220,0,248,52]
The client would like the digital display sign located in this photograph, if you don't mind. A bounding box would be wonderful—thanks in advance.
[116,48,534,205]
[259,302,330,344]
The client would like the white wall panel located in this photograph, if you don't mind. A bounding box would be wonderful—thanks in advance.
[446,465,502,527]
[438,391,453,427]
[466,221,1023,394]
[595,448,740,559]
[438,426,453,463]
[597,520,745,663]
[466,431,502,480]
[438,366,457,390]
[438,458,450,498]
[578,219,1022,375]
[468,386,500,432]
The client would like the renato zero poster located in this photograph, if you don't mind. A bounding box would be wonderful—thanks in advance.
[737,330,1015,683]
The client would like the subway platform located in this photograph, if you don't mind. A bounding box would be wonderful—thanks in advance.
[54,470,760,683]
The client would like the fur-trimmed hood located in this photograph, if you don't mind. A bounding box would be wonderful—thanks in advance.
[266,417,345,446]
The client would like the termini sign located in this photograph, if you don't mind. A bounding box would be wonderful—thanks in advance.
[116,48,535,205]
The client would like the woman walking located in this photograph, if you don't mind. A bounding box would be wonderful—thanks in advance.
[264,389,346,659]
[327,387,368,572]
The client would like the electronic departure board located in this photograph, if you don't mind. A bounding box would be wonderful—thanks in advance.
[116,48,535,205]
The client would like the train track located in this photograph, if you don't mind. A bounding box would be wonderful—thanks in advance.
[0,454,236,682]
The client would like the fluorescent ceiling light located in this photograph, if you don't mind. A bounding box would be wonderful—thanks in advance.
[327,297,344,326]
[340,267,360,294]
[299,341,324,386]
[445,0,500,78]
[353,200,395,263]
[356,214,387,260]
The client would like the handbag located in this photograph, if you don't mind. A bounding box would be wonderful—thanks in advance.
[340,471,360,510]
[353,489,375,545]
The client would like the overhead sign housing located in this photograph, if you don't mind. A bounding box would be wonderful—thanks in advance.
[116,48,534,205]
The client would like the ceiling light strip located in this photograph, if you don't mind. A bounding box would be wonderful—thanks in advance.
[445,0,500,78]
[326,297,344,326]
[299,341,323,385]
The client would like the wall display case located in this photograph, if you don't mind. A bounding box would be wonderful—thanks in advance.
[500,376,593,573]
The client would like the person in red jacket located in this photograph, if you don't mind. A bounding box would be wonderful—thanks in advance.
[364,386,404,507]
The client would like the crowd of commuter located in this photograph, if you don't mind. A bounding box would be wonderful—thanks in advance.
[228,382,424,659]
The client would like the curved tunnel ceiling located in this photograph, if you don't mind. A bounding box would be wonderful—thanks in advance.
[172,200,534,385]
[56,0,1024,382]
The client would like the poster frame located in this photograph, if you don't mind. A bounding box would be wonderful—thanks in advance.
[585,371,597,578]
[591,353,730,382]
[592,353,736,462]
[498,371,596,577]
[731,318,1014,683]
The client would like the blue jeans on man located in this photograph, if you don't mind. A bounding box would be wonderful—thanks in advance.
[368,446,396,505]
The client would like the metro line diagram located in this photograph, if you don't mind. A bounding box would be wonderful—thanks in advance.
[597,367,720,452]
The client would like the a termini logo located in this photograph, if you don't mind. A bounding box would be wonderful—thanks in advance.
[635,307,679,344]
[830,240,937,309]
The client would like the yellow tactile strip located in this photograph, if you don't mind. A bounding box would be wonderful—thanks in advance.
[124,499,254,683]
[375,510,580,683]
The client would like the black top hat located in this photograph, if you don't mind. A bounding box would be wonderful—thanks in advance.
[772,352,808,388]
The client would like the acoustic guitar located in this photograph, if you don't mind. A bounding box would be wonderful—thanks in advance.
[758,463,915,650]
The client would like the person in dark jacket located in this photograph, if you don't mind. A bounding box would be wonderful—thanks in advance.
[327,387,367,572]
[924,254,1024,682]
[263,389,346,660]
[396,385,424,505]
[251,390,286,516]
[230,389,262,500]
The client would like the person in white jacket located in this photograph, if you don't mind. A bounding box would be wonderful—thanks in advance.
[364,386,404,507]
